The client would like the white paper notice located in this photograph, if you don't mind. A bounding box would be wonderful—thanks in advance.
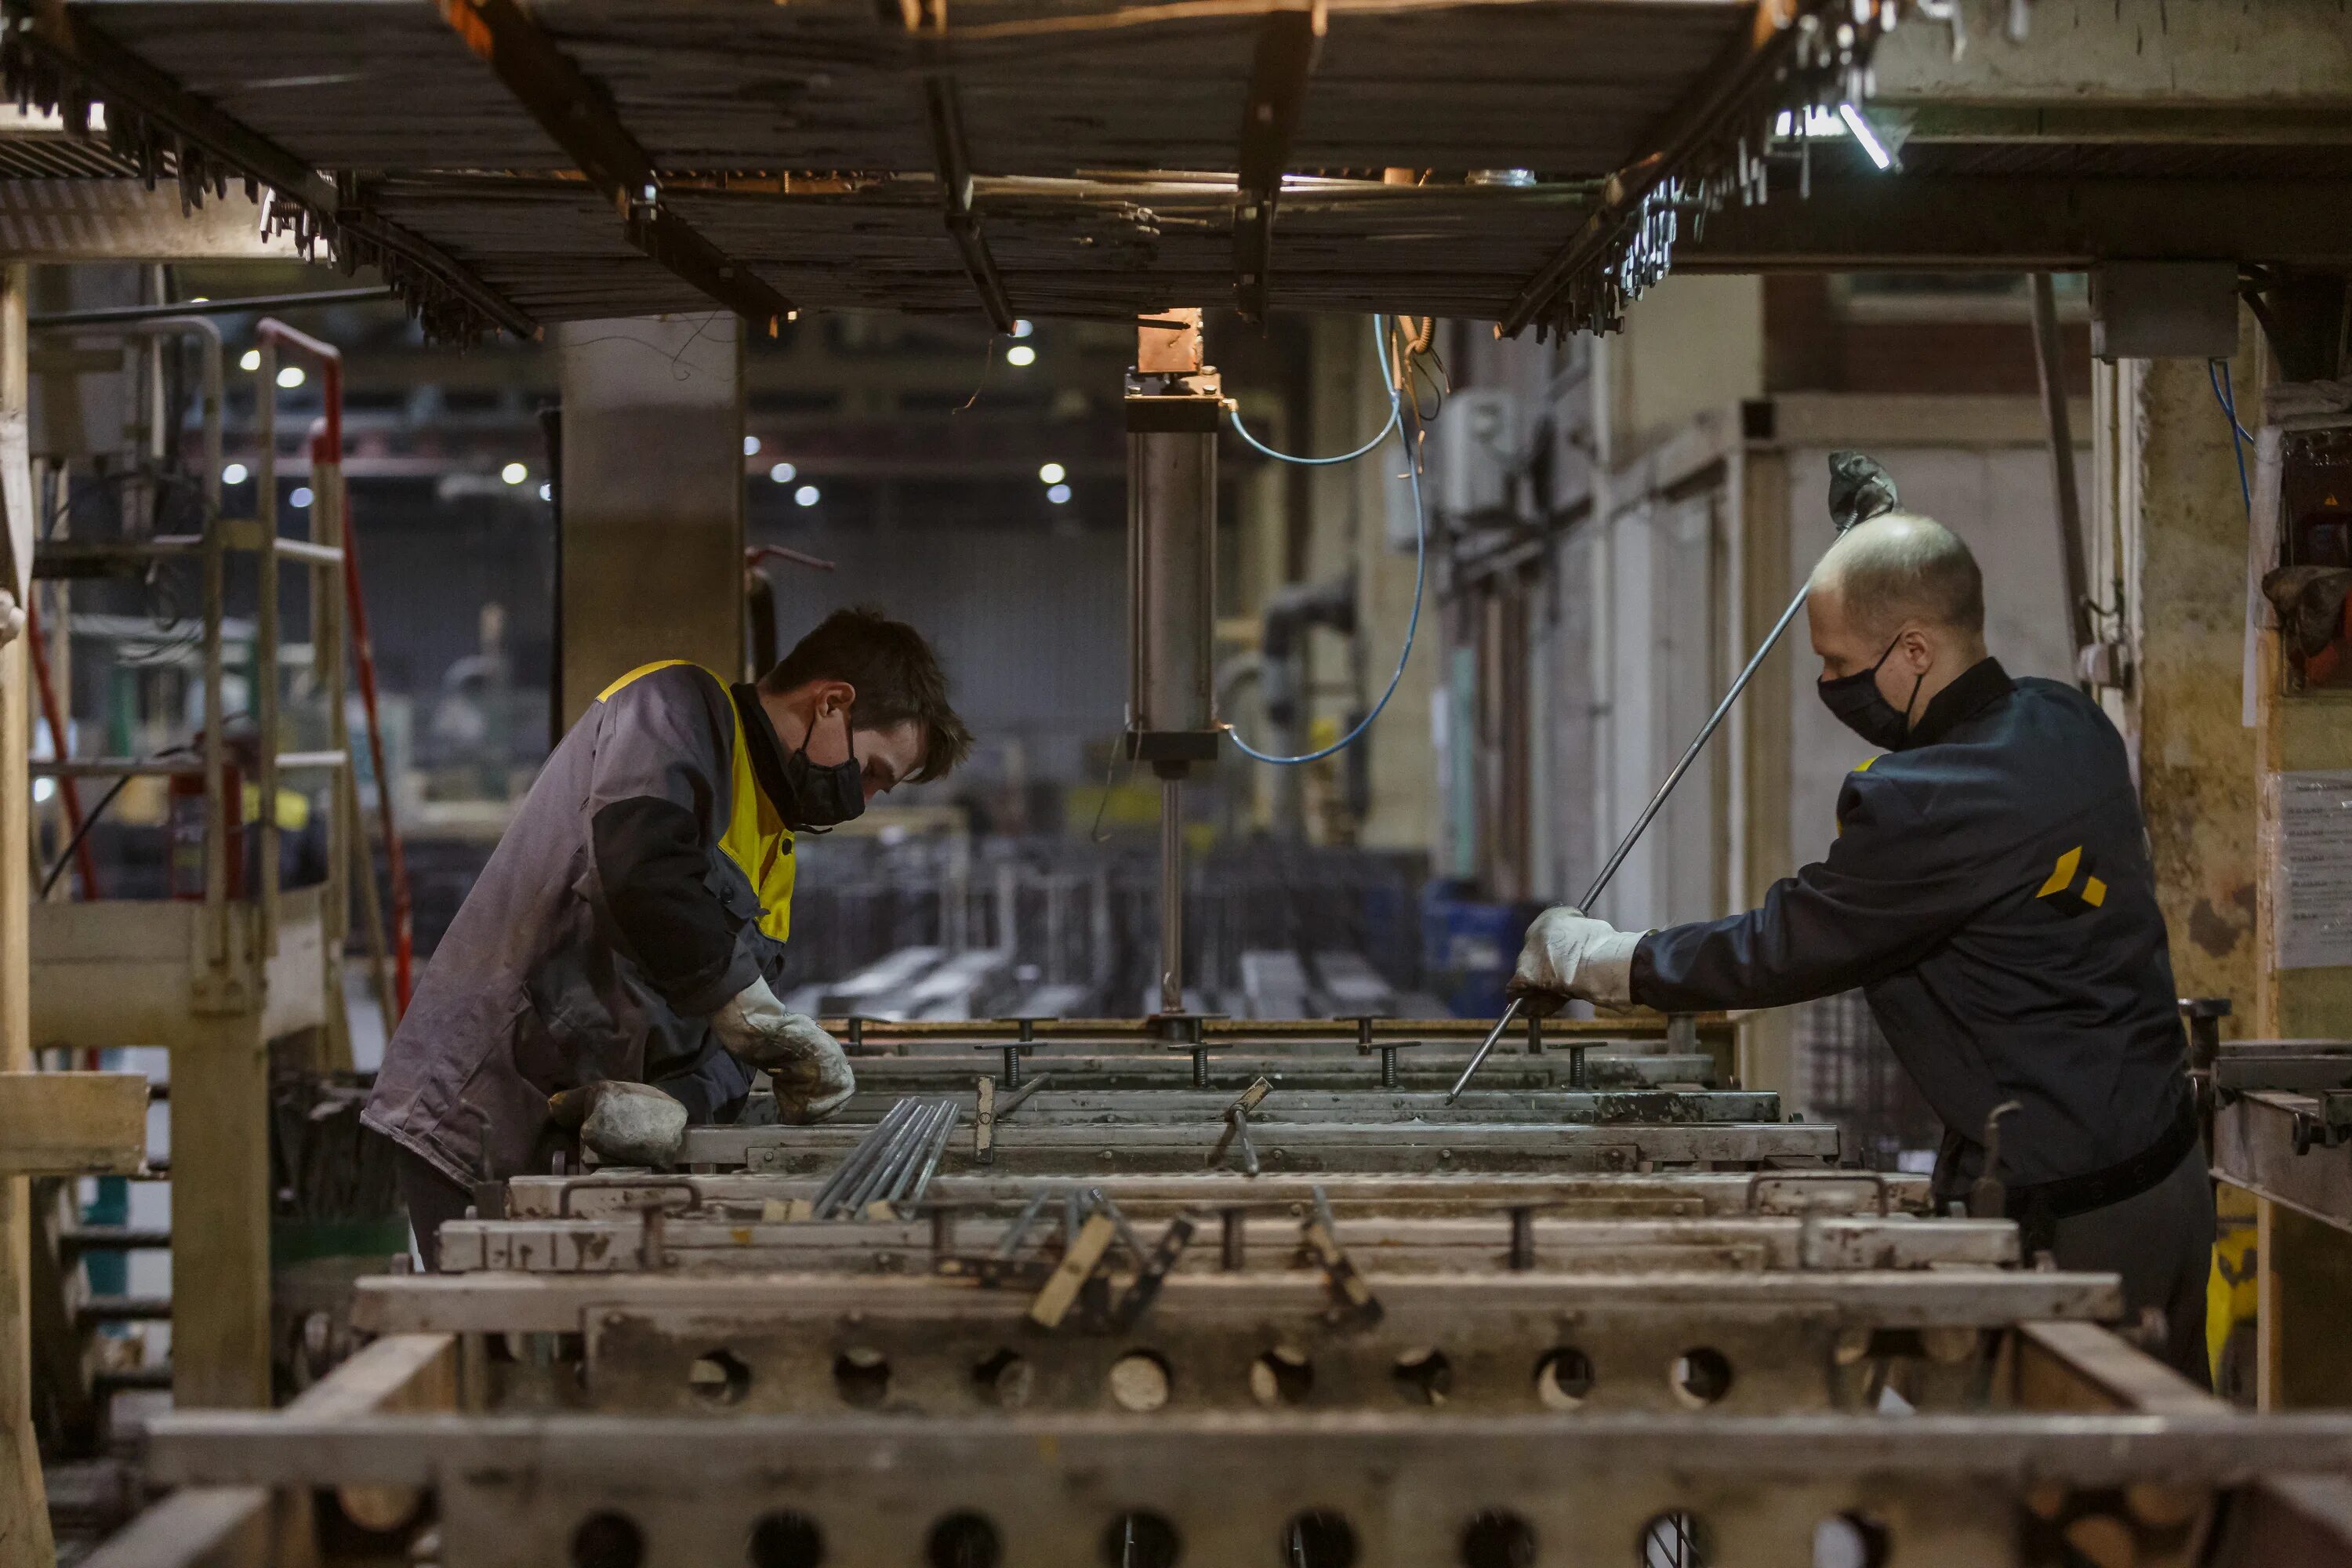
[2275,770,2352,970]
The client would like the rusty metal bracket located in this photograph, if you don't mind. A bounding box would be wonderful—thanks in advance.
[920,74,1017,335]
[1109,1211,1199,1330]
[1231,2,1324,323]
[435,0,793,329]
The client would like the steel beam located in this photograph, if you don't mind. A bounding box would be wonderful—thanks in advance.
[434,0,793,328]
[919,74,1015,334]
[0,180,297,260]
[1231,2,1323,323]
[1675,176,2352,270]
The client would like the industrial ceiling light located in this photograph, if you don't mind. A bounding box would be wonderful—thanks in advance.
[1011,320,1035,339]
[238,349,261,372]
[501,462,528,485]
[222,463,249,485]
[1038,462,1066,485]
[794,484,820,508]
[538,483,553,502]
[1006,344,1037,368]
[291,486,314,509]
[743,434,762,456]
[1838,103,1894,171]
[1047,483,1073,504]
[770,462,797,484]
[277,365,306,389]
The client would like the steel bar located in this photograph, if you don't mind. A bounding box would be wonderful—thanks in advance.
[903,1103,961,1208]
[920,75,1017,334]
[810,1099,919,1218]
[1451,568,1820,1102]
[28,288,395,328]
[1231,4,1323,322]
[873,1102,945,1208]
[2028,270,2096,669]
[840,1102,935,1216]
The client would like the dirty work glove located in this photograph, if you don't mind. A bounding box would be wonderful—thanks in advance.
[546,1080,688,1167]
[1509,906,1644,1013]
[710,976,855,1125]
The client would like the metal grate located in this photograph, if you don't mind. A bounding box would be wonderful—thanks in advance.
[1795,990,1941,1173]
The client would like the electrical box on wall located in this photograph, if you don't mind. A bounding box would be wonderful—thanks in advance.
[1432,389,1519,519]
[2090,262,2239,361]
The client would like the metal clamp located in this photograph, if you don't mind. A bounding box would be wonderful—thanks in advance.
[1208,1076,1272,1175]
[1741,1169,1890,1218]
[1348,1016,1425,1089]
[553,1176,706,1219]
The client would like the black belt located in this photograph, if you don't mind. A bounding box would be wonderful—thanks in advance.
[2003,1095,2198,1247]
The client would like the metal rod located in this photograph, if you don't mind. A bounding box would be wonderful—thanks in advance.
[1449,577,1817,1103]
[28,287,396,329]
[2028,270,2096,674]
[811,1100,917,1218]
[1159,777,1185,1013]
[904,1103,962,1209]
[844,1108,931,1215]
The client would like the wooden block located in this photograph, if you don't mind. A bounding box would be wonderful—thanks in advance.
[0,1072,147,1175]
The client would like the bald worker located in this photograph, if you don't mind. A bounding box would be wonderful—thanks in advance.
[1514,512,2214,1381]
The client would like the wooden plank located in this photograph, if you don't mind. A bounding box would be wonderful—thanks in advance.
[0,1073,147,1175]
[2012,1319,2223,1417]
[169,1018,271,1410]
[74,1486,273,1568]
[76,1337,456,1568]
[0,259,55,1568]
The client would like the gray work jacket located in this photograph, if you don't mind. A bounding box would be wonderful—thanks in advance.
[364,661,799,1185]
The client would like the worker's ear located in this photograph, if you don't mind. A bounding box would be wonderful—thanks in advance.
[1893,626,1936,673]
[810,678,857,721]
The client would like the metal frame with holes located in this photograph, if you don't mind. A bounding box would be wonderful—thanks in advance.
[136,1394,2352,1568]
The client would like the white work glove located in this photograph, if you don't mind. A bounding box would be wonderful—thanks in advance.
[711,976,855,1125]
[1509,906,1644,1012]
[0,589,23,647]
[547,1080,688,1167]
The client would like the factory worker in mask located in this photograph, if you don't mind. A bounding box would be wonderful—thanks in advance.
[1509,512,2214,1384]
[367,605,972,1268]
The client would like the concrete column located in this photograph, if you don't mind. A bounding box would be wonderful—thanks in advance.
[555,316,746,724]
[2100,319,2261,1026]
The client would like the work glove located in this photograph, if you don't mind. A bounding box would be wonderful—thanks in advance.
[546,1080,688,1167]
[1508,906,1645,1013]
[710,975,855,1125]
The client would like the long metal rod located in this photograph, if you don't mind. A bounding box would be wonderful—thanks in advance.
[811,1100,918,1218]
[1448,579,1816,1102]
[2027,271,2096,669]
[1159,778,1185,1013]
[28,289,395,329]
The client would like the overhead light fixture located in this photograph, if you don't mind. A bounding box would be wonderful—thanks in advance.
[743,434,762,456]
[1005,344,1036,368]
[501,462,528,485]
[1011,320,1035,339]
[222,463,249,485]
[189,296,209,304]
[290,486,314,509]
[1838,102,1894,171]
[1038,462,1066,485]
[277,365,305,389]
[1047,483,1072,505]
[794,484,820,508]
[238,349,261,372]
[769,462,797,484]
[1773,105,1845,137]
[538,482,553,502]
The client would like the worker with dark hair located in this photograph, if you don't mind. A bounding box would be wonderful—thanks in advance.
[1512,512,2215,1381]
[366,605,973,1267]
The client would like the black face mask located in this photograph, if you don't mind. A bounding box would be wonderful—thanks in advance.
[779,707,866,832]
[1817,636,1928,751]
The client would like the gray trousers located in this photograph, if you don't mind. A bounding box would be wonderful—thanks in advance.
[2048,1143,2216,1387]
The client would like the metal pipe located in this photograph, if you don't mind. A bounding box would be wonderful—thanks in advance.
[811,1099,917,1217]
[2028,271,2096,676]
[1449,578,1818,1103]
[255,338,281,957]
[1159,779,1185,1012]
[28,286,395,329]
[903,1102,962,1209]
[843,1102,934,1215]
[881,1102,953,1207]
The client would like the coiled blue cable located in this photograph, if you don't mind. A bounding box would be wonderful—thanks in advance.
[1225,315,1428,766]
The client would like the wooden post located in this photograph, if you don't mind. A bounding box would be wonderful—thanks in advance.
[0,260,54,1568]
[171,1015,274,1410]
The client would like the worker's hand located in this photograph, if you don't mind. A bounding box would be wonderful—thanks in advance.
[546,1080,688,1167]
[1509,906,1644,1011]
[711,977,856,1124]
